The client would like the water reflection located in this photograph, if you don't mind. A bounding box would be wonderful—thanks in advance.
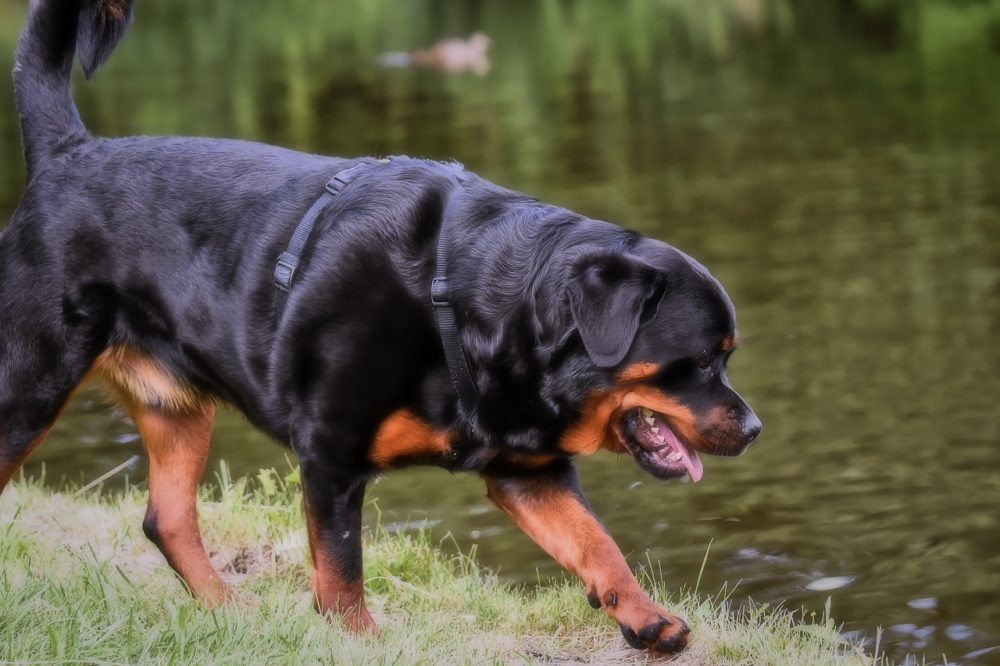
[1,0,999,662]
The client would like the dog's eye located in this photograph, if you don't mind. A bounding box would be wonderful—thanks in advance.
[695,353,712,370]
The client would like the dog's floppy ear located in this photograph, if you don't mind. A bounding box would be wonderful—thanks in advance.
[567,250,666,368]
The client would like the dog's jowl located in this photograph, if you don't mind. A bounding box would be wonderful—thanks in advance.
[1,0,760,654]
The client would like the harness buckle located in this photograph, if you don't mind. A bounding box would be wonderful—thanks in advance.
[273,253,299,292]
[326,163,367,195]
[431,277,451,306]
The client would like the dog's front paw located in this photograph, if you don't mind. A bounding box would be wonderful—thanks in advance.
[617,606,690,655]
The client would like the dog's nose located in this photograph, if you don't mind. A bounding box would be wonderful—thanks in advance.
[742,412,762,445]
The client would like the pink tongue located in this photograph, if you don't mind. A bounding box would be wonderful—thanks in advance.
[660,422,704,483]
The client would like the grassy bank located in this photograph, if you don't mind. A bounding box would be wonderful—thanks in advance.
[0,468,879,665]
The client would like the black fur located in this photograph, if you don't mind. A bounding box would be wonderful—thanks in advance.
[3,0,760,651]
[76,0,135,77]
[567,249,667,367]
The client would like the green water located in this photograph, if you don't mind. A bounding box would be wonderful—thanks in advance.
[2,0,999,662]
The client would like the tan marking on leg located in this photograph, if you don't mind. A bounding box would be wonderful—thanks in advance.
[94,344,224,601]
[487,476,640,599]
[486,476,689,653]
[368,409,451,469]
[303,498,375,632]
[123,396,227,606]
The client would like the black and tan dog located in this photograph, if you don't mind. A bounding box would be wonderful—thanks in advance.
[1,0,761,655]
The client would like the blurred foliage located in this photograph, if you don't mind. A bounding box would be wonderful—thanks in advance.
[2,0,1000,209]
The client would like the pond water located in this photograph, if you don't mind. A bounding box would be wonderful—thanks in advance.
[1,0,999,663]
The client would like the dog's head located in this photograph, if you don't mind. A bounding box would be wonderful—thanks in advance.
[556,236,761,482]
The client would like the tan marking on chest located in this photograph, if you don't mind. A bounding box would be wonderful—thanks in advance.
[369,409,452,468]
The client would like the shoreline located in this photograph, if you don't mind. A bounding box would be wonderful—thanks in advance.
[0,468,881,664]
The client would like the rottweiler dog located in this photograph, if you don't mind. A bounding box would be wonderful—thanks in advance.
[1,0,761,655]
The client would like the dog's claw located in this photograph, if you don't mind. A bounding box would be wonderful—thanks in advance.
[655,627,689,655]
[637,617,668,643]
[619,624,647,650]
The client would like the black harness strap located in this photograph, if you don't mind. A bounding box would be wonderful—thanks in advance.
[273,162,373,314]
[431,190,481,414]
[273,158,480,416]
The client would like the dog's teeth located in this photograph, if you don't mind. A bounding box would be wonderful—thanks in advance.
[641,408,654,417]
[680,473,691,484]
[650,427,660,435]
[668,452,682,462]
[644,416,655,426]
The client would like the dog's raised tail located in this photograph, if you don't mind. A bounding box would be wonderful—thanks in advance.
[13,0,135,174]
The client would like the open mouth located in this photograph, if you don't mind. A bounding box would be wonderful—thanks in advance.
[619,408,704,482]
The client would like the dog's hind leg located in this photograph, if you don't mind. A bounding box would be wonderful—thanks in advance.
[0,329,102,494]
[122,397,228,605]
[0,214,119,494]
[0,427,54,493]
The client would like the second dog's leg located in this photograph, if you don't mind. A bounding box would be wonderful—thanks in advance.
[127,399,228,605]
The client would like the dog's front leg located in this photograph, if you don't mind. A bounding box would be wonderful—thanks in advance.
[485,463,690,654]
[298,453,375,632]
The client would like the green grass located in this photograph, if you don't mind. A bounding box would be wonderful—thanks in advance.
[0,466,883,665]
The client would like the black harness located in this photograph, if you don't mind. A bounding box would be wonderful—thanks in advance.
[272,161,378,302]
[273,160,481,415]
